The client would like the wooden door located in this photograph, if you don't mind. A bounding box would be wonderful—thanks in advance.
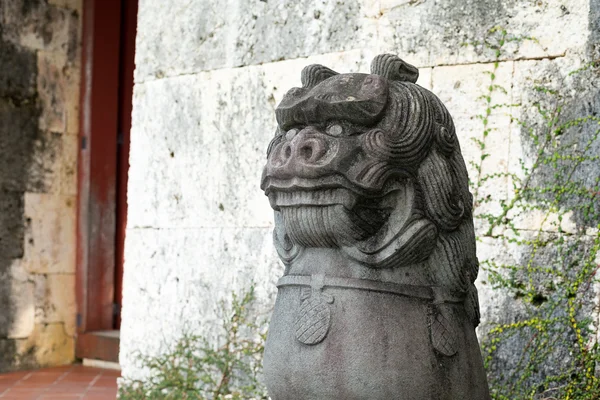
[76,0,137,362]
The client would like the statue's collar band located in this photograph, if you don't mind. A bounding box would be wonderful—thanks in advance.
[277,274,465,304]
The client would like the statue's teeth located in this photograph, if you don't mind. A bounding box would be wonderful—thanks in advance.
[273,189,357,209]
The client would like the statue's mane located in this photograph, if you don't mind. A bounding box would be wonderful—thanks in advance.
[379,80,481,326]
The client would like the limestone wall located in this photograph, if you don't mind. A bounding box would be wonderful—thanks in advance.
[122,0,600,384]
[0,0,81,371]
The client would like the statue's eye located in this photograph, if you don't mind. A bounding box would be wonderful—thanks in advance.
[285,128,299,140]
[327,124,343,137]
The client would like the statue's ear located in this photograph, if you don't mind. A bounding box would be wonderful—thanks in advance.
[371,54,419,83]
[301,64,339,88]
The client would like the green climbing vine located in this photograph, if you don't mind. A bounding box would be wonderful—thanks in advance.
[467,27,600,399]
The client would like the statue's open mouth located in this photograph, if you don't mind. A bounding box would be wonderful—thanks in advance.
[262,176,407,247]
[269,188,358,209]
[262,175,406,210]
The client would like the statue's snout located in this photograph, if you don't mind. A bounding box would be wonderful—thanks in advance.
[281,128,328,165]
[266,127,337,180]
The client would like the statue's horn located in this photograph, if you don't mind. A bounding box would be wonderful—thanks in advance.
[371,54,419,83]
[301,64,339,88]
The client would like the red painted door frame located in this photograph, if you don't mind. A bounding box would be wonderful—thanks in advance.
[76,0,137,362]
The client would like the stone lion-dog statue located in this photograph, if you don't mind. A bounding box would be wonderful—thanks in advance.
[260,54,490,400]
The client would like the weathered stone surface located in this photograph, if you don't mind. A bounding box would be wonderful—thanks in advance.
[127,51,370,230]
[37,51,67,132]
[416,67,433,91]
[0,37,37,100]
[0,262,34,339]
[134,0,377,82]
[0,1,79,58]
[0,0,80,373]
[134,0,589,82]
[23,193,76,274]
[260,55,490,399]
[120,226,280,377]
[0,237,76,368]
[0,191,25,260]
[57,133,77,196]
[431,62,513,191]
[25,323,74,366]
[34,274,76,336]
[26,130,63,194]
[377,0,589,67]
[0,339,36,372]
[23,129,77,196]
[63,65,80,135]
[432,61,518,227]
[0,35,38,267]
[502,56,596,232]
[0,12,39,374]
[48,0,81,12]
[0,97,40,194]
[6,280,35,339]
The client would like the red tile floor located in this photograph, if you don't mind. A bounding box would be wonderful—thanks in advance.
[0,364,119,399]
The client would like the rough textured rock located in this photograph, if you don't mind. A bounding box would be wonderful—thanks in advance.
[133,0,589,82]
[33,273,76,336]
[134,0,377,82]
[0,0,81,372]
[0,29,39,371]
[377,0,589,67]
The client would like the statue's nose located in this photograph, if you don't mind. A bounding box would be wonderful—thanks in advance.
[280,129,328,165]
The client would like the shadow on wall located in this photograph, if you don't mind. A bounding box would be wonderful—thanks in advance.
[0,31,40,372]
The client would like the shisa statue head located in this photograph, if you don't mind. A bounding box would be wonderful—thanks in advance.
[261,54,480,326]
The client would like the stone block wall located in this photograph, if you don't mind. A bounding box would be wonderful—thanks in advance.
[122,0,600,386]
[0,0,81,371]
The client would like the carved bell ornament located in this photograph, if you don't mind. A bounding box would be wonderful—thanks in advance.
[260,54,491,400]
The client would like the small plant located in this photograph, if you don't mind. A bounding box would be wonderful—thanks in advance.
[467,27,600,399]
[118,286,269,400]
